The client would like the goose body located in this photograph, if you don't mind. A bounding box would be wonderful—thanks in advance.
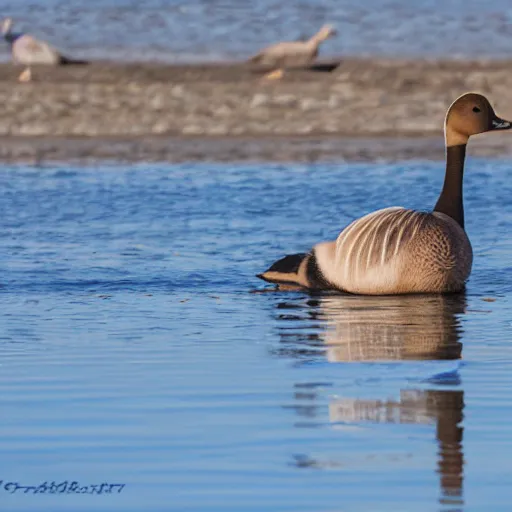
[9,34,61,65]
[250,24,336,80]
[313,208,472,294]
[250,39,321,68]
[258,93,512,295]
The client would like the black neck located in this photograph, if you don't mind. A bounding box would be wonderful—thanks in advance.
[3,32,21,44]
[433,144,466,229]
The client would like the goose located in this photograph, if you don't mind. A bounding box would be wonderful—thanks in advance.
[257,93,512,295]
[1,18,88,82]
[249,24,336,80]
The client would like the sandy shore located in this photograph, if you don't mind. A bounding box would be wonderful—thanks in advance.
[1,58,512,163]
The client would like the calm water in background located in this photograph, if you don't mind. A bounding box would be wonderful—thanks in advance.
[0,0,511,62]
[1,160,512,511]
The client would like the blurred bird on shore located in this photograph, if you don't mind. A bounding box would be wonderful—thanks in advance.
[249,24,337,80]
[1,18,88,82]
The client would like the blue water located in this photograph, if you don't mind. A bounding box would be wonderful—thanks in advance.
[1,160,512,511]
[0,0,511,62]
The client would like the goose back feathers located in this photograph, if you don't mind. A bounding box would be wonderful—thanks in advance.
[10,35,61,65]
[315,208,472,294]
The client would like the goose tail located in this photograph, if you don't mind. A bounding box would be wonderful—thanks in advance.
[257,253,311,289]
[59,55,89,65]
[258,247,337,291]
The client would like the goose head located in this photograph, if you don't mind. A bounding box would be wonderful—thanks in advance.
[445,92,512,147]
[316,24,337,41]
[1,17,12,35]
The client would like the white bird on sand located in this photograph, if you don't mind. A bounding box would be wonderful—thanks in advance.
[1,17,88,82]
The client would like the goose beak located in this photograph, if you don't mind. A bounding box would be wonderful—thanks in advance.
[491,116,512,131]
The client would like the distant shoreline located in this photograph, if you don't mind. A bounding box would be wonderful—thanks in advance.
[0,58,512,163]
[3,134,512,165]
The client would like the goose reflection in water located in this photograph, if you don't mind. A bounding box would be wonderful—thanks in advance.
[321,293,464,362]
[274,293,466,507]
[328,389,464,506]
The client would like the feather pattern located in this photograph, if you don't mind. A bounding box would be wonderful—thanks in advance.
[316,207,472,295]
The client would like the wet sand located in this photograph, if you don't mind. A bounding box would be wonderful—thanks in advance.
[2,58,512,163]
[5,134,512,165]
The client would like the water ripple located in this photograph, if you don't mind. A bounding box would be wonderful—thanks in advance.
[1,160,512,511]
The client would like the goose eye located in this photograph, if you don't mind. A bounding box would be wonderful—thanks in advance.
[472,106,481,113]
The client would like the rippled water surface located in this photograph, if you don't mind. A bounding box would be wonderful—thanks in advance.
[0,0,512,61]
[2,159,512,511]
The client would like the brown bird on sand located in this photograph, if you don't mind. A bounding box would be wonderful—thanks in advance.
[249,24,337,80]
